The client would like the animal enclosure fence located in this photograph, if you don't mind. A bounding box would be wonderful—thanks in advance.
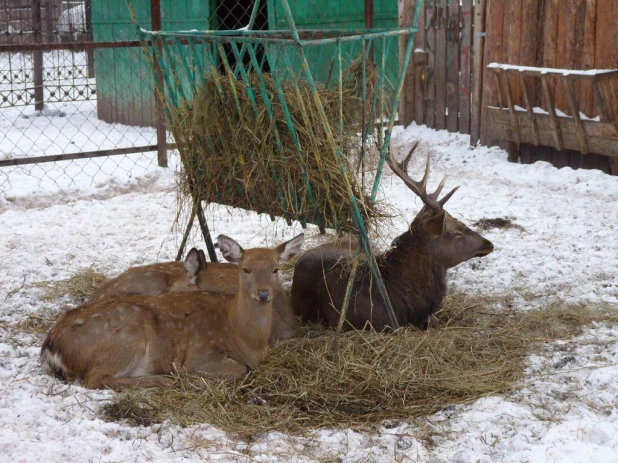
[398,0,618,174]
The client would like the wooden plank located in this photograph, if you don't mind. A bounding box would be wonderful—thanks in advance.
[519,0,539,107]
[398,0,417,126]
[519,71,541,145]
[434,0,448,130]
[497,69,521,144]
[459,0,473,135]
[581,0,597,117]
[446,0,460,132]
[594,0,613,68]
[487,108,618,156]
[565,77,589,153]
[470,0,486,144]
[541,0,559,113]
[555,0,571,113]
[504,0,522,106]
[541,73,565,151]
[480,0,506,145]
[413,2,426,125]
[425,0,437,128]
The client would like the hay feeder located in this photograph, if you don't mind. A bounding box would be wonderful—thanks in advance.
[138,0,423,329]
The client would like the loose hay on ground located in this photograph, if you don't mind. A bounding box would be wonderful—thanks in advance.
[18,268,110,335]
[100,294,618,436]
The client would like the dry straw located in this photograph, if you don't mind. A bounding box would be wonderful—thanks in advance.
[100,294,618,436]
[170,61,384,233]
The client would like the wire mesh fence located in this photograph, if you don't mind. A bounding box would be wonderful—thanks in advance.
[0,0,403,197]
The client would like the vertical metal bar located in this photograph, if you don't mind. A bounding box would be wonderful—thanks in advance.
[364,0,374,29]
[32,0,44,111]
[196,202,219,263]
[176,205,198,262]
[151,0,168,167]
[85,0,95,78]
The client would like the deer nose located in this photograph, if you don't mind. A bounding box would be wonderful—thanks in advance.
[257,290,271,302]
[475,240,494,257]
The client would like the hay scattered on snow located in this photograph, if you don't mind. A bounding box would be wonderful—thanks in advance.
[100,294,618,436]
[30,267,110,302]
[19,268,110,335]
[171,61,386,233]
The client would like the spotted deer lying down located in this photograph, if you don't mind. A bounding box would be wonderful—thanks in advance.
[40,234,304,390]
[90,246,295,345]
[291,143,494,331]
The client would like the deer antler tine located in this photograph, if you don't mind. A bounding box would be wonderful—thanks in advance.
[438,186,460,206]
[401,141,418,173]
[419,151,431,190]
[432,175,448,199]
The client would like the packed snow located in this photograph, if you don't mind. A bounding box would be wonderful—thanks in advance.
[1,105,618,460]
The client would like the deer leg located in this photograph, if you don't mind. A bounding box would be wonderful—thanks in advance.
[83,373,175,390]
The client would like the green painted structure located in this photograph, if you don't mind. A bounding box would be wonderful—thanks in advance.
[91,0,398,127]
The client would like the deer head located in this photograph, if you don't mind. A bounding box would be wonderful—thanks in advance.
[386,142,494,269]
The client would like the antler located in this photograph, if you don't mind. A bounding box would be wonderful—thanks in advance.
[383,141,459,211]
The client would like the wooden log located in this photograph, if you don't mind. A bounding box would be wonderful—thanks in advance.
[446,0,460,133]
[470,0,486,144]
[435,0,448,130]
[414,0,427,125]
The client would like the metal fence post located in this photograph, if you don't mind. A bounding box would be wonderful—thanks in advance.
[151,0,168,167]
[32,0,44,111]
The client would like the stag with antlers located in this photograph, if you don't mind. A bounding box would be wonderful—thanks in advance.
[291,142,494,330]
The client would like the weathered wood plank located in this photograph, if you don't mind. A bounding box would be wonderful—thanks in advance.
[505,0,522,106]
[541,0,559,113]
[434,0,448,130]
[519,0,539,107]
[425,0,437,128]
[470,0,486,144]
[581,0,597,117]
[480,0,505,145]
[446,0,460,132]
[398,0,417,127]
[413,0,426,125]
[541,73,565,151]
[487,108,618,156]
[565,78,590,153]
[459,0,472,135]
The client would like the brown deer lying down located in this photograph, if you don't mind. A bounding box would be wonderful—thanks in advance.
[291,143,494,331]
[40,234,304,390]
[90,246,295,344]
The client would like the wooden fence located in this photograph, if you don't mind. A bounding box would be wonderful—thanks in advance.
[400,0,618,165]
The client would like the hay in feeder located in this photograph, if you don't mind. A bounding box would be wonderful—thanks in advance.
[170,61,384,232]
[99,295,618,436]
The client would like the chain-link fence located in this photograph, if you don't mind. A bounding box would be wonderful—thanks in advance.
[0,0,401,197]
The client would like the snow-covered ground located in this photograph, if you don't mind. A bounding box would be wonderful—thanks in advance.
[1,102,618,461]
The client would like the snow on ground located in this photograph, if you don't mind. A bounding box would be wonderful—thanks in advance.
[1,119,618,462]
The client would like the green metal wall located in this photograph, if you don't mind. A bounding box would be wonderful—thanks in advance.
[92,0,210,127]
[92,0,398,127]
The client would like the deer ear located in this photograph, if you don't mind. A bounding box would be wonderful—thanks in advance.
[276,233,305,263]
[423,211,446,236]
[184,248,202,284]
[218,235,245,263]
[197,249,207,269]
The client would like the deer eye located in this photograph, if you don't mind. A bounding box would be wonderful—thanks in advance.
[273,268,280,274]
[454,231,463,238]
[242,268,251,274]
